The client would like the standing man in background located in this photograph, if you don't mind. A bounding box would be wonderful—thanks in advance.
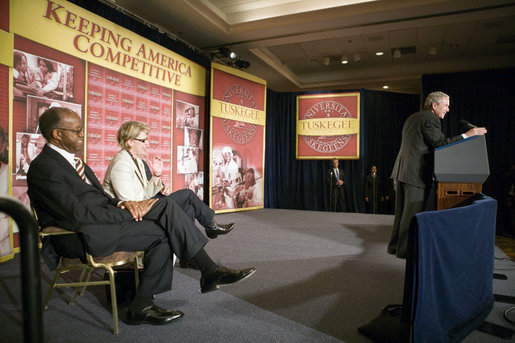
[388,91,487,258]
[327,159,347,212]
[364,165,384,214]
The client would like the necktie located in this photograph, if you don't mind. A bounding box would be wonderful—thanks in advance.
[335,169,339,180]
[74,157,87,182]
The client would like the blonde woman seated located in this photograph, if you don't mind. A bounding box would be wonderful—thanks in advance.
[103,121,234,239]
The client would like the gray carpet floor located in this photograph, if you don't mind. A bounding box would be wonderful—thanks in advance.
[0,209,514,342]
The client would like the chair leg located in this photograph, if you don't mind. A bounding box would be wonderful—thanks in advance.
[106,267,120,335]
[43,269,64,310]
[70,268,89,304]
[78,268,94,297]
[133,257,140,289]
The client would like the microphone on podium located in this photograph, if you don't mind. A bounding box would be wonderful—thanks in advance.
[460,119,477,129]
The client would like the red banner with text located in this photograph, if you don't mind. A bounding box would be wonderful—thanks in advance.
[296,92,360,159]
[0,0,207,261]
[209,63,266,213]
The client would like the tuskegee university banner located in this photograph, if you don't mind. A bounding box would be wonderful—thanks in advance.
[296,92,360,159]
[209,63,266,213]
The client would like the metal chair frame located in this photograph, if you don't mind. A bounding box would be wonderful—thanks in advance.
[33,209,142,335]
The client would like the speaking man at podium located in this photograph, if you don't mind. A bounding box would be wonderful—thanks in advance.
[388,91,487,259]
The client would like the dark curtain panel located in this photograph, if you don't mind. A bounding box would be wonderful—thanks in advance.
[265,89,420,212]
[423,68,515,234]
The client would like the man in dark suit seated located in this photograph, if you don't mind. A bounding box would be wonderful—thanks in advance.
[388,91,487,259]
[27,107,255,325]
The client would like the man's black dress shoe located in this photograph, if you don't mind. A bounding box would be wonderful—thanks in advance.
[204,221,235,239]
[200,266,256,293]
[127,304,184,325]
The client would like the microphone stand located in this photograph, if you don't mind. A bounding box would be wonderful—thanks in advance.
[329,171,333,212]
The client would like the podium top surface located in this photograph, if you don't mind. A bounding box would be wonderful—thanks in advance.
[434,135,490,183]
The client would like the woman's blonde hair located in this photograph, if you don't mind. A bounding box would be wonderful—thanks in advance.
[117,121,150,150]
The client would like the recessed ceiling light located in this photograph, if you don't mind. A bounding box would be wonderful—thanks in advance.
[341,55,348,64]
[376,51,384,56]
[383,85,389,89]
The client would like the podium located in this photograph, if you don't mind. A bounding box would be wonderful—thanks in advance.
[434,135,489,210]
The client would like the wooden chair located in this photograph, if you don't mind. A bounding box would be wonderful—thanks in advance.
[33,208,142,335]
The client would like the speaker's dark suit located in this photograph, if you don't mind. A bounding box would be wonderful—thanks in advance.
[388,109,463,258]
[27,145,208,297]
[327,167,347,212]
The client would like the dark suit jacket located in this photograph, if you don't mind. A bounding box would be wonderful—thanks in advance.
[327,167,345,188]
[390,110,463,188]
[27,145,133,260]
[364,174,382,199]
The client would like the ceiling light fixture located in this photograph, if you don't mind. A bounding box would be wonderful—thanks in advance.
[235,59,251,69]
[218,46,237,60]
[376,51,384,56]
[341,55,348,64]
[383,85,389,89]
[393,49,401,58]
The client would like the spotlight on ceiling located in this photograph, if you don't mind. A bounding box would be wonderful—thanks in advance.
[376,51,384,56]
[393,49,401,58]
[235,59,251,70]
[218,46,231,57]
[341,55,348,64]
[322,56,330,66]
[218,46,237,59]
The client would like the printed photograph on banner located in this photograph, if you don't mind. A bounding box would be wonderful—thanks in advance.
[13,50,75,102]
[26,95,82,134]
[0,121,10,258]
[14,98,82,183]
[14,133,46,180]
[185,172,204,201]
[172,91,206,195]
[211,144,264,210]
[176,100,199,128]
[177,145,199,174]
[184,127,202,149]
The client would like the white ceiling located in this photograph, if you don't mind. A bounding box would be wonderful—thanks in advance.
[103,0,515,94]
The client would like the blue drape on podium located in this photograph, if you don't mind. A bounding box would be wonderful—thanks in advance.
[409,194,497,343]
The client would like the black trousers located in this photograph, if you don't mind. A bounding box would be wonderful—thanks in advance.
[388,182,430,259]
[330,186,347,212]
[115,196,209,297]
[49,196,209,298]
[167,189,214,227]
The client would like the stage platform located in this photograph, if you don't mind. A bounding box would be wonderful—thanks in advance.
[1,209,513,342]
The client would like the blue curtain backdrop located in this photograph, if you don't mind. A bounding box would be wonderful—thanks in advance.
[264,89,420,212]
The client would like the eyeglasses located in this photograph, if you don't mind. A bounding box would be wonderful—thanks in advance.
[133,138,149,143]
[56,127,84,135]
